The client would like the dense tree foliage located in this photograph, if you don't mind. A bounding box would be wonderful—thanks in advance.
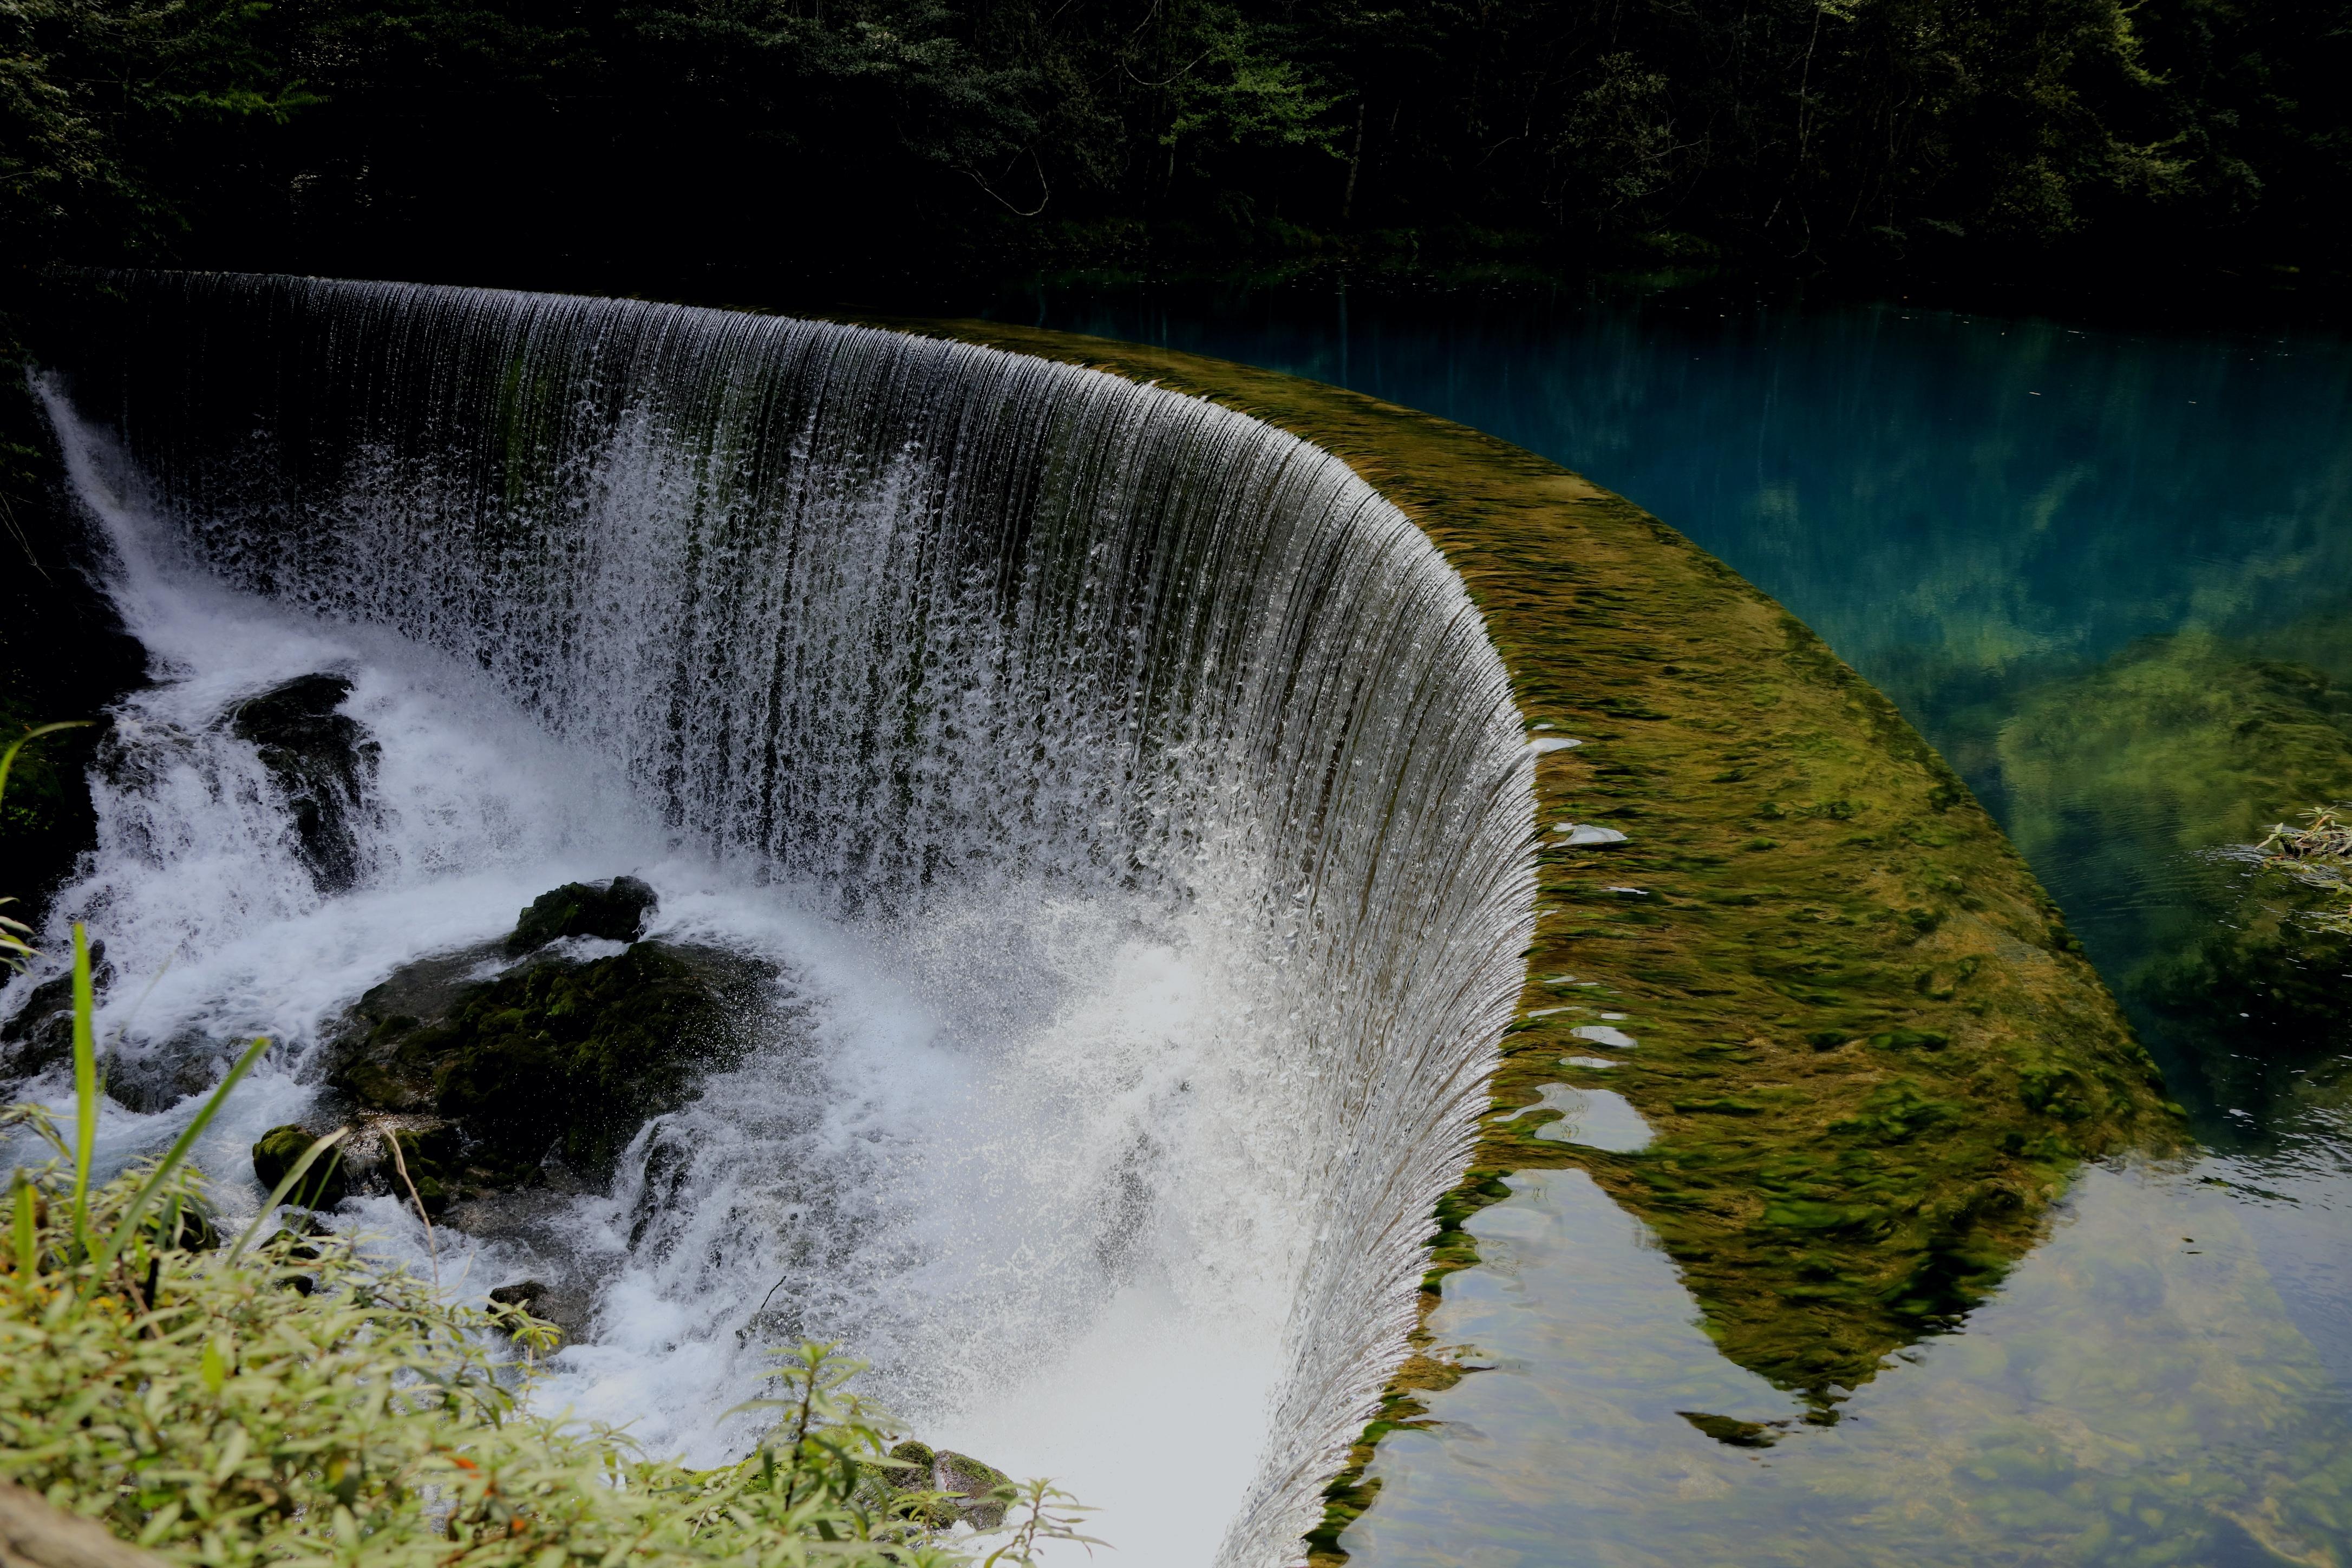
[3,0,2347,304]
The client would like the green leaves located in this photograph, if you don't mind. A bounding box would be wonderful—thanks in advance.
[1,0,306,266]
[1,934,1086,1568]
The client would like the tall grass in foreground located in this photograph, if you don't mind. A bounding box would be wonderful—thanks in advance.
[1,726,1091,1568]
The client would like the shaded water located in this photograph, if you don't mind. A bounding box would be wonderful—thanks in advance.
[4,276,1541,1567]
[997,280,2352,1562]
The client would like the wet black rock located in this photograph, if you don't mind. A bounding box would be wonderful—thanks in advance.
[230,673,379,892]
[488,1279,548,1311]
[321,881,773,1193]
[108,1030,256,1114]
[0,941,107,1084]
[252,1123,352,1208]
[506,877,659,954]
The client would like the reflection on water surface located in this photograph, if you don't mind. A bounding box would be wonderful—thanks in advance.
[994,282,2352,1562]
[1349,1167,2349,1567]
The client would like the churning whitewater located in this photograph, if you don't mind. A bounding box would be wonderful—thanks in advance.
[10,276,1537,1566]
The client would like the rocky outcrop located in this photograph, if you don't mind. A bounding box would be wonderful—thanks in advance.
[506,877,658,953]
[293,878,776,1208]
[230,674,378,892]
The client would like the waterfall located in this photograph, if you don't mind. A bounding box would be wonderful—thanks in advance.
[25,274,1537,1566]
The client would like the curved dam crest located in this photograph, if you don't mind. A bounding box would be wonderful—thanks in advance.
[858,317,2174,1556]
[17,275,1540,1566]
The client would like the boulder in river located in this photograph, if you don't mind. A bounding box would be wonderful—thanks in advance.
[488,1278,548,1311]
[863,1440,1016,1531]
[251,1123,351,1208]
[230,673,378,892]
[506,876,658,953]
[319,878,777,1195]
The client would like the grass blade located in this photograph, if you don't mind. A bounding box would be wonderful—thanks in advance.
[90,1035,272,1282]
[69,923,96,1254]
[11,1174,33,1278]
[0,720,92,808]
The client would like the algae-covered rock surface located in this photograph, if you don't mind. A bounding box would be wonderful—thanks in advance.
[855,316,2182,1557]
[858,1441,1015,1532]
[506,876,658,953]
[316,879,776,1201]
[251,1122,352,1208]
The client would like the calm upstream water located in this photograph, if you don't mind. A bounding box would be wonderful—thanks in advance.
[993,282,2352,1564]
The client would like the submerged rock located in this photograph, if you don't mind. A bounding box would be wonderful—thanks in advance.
[318,879,776,1197]
[230,673,378,892]
[1678,1410,1786,1449]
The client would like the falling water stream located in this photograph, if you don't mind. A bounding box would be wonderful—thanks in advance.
[2,276,1539,1567]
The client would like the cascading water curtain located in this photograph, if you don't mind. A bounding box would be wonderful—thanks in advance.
[42,273,1538,1566]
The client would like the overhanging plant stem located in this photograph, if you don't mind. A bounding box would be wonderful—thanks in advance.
[69,924,96,1255]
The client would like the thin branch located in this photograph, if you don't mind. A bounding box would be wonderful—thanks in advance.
[966,147,1051,216]
[385,1131,440,1289]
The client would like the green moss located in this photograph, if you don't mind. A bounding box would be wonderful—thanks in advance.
[1984,628,2352,1117]
[328,940,776,1187]
[251,1123,350,1209]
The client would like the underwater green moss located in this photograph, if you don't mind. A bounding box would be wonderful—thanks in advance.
[851,316,2183,1562]
[1986,629,2352,1120]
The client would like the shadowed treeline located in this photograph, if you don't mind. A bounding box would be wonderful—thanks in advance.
[2,0,2349,309]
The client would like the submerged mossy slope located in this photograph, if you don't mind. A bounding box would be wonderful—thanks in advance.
[860,314,2178,1548]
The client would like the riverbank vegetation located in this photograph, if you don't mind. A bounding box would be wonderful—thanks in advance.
[2,927,1087,1568]
[2,0,2347,313]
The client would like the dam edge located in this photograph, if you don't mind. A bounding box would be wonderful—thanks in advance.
[849,315,2184,1561]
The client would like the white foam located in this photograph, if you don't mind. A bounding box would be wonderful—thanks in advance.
[15,295,1541,1568]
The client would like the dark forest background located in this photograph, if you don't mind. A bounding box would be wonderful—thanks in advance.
[4,0,2350,315]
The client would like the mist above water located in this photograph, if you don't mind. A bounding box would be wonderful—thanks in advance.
[10,276,1537,1566]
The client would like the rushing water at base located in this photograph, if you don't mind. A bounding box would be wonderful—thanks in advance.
[1,276,1542,1568]
[997,280,2352,1563]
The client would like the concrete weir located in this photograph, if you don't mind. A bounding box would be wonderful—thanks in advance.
[860,317,2177,1559]
[20,280,2171,1567]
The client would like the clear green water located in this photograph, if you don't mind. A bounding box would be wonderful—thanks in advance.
[991,283,2352,1564]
